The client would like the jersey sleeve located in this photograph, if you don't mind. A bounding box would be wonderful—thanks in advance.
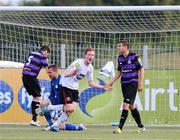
[135,56,143,70]
[71,59,81,70]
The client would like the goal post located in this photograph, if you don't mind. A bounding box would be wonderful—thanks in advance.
[0,6,180,125]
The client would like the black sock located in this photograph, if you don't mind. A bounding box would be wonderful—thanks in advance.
[131,108,144,128]
[31,101,40,122]
[118,109,128,130]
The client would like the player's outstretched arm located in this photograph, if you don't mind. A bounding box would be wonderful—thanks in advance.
[88,81,112,91]
[103,85,113,91]
[107,70,121,86]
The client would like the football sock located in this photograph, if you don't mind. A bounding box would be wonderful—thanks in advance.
[47,104,64,112]
[52,112,69,127]
[50,111,62,120]
[131,108,144,128]
[31,101,40,121]
[119,109,128,130]
[44,111,53,126]
[64,123,83,131]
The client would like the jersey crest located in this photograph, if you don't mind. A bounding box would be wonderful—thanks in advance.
[74,63,80,69]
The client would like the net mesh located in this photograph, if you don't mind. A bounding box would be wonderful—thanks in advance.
[0,6,180,125]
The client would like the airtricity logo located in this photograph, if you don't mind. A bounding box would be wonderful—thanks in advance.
[79,78,106,117]
[0,80,14,113]
[121,79,179,111]
[18,80,51,114]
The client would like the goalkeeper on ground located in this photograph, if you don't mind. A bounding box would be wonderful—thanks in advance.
[41,64,86,131]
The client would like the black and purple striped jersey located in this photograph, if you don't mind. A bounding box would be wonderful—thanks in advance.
[22,52,48,77]
[117,52,143,84]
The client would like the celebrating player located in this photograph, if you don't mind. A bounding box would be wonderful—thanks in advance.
[37,47,112,132]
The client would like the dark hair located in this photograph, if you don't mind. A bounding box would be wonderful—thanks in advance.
[118,40,129,48]
[85,47,94,54]
[47,64,58,71]
[40,45,50,53]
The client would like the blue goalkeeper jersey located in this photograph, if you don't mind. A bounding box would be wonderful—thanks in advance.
[49,74,62,105]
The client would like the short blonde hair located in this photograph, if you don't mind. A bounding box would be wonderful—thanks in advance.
[85,47,94,54]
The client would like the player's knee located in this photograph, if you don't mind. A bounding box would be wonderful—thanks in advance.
[122,103,129,109]
[67,107,76,113]
[70,107,76,113]
[129,104,136,110]
[64,104,75,113]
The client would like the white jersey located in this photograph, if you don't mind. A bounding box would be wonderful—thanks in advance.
[61,59,94,90]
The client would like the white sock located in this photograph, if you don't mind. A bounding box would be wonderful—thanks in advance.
[47,104,64,111]
[52,112,68,127]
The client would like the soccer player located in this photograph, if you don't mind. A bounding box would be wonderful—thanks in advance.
[22,45,50,126]
[108,40,145,133]
[42,64,86,131]
[37,47,112,132]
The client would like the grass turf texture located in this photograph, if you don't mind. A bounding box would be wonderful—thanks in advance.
[0,124,179,140]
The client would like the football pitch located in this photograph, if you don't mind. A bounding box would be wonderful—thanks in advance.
[0,124,180,140]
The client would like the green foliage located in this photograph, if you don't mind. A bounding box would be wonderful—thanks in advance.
[39,0,56,6]
[19,1,39,6]
[21,0,180,6]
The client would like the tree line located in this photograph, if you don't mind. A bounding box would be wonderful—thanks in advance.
[21,0,179,6]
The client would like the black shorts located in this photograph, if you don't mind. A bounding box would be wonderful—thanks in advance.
[22,75,41,98]
[121,82,138,105]
[61,86,79,104]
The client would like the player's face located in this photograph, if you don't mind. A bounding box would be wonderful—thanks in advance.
[47,68,57,79]
[42,50,49,56]
[84,51,95,65]
[117,43,127,53]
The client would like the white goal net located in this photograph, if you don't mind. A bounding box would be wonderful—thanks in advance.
[0,6,180,125]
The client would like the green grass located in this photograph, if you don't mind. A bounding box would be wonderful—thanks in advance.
[0,124,180,140]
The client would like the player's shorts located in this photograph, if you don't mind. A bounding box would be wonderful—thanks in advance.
[61,86,79,104]
[121,82,138,105]
[22,75,41,97]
